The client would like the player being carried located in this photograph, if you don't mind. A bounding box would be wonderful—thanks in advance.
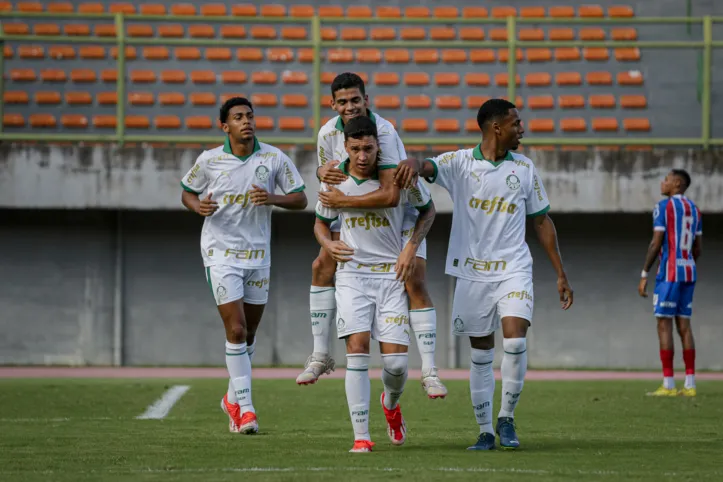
[638,169,702,397]
[315,116,436,452]
[181,97,307,434]
[409,99,574,451]
[296,72,447,399]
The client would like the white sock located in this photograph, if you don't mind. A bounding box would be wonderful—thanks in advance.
[381,353,408,409]
[310,286,336,356]
[410,308,437,372]
[345,353,371,441]
[685,374,695,389]
[470,348,495,434]
[664,376,676,390]
[225,341,255,414]
[227,341,256,404]
[499,338,527,419]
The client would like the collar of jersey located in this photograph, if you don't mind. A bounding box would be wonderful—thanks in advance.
[473,144,514,167]
[339,159,378,184]
[334,110,377,132]
[223,136,260,162]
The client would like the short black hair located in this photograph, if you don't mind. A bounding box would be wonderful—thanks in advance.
[477,98,517,131]
[672,169,691,189]
[331,72,366,99]
[343,116,377,141]
[220,97,253,123]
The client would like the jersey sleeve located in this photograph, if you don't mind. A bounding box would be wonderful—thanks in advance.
[274,152,306,194]
[406,180,433,211]
[653,201,666,232]
[424,151,458,193]
[695,206,703,235]
[526,165,551,217]
[315,184,339,223]
[317,129,332,168]
[180,153,209,194]
[377,127,404,170]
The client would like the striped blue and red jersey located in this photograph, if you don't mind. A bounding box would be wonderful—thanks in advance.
[653,194,702,282]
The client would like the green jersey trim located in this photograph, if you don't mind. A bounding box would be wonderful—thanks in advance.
[181,181,202,194]
[472,144,514,168]
[315,212,338,223]
[527,205,551,218]
[424,158,438,184]
[416,199,433,212]
[340,159,378,184]
[378,164,396,170]
[223,136,260,162]
[287,185,306,194]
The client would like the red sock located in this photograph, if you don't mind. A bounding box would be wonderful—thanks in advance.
[660,350,674,377]
[683,349,696,375]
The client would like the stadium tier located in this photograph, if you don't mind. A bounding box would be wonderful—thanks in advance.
[0,1,688,141]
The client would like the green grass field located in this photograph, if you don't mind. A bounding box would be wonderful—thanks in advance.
[1,379,721,482]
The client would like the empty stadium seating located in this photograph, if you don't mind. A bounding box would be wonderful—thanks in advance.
[0,1,651,139]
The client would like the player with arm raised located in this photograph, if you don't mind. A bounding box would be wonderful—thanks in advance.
[411,99,573,451]
[315,116,436,452]
[638,169,702,397]
[297,73,447,399]
[181,97,307,434]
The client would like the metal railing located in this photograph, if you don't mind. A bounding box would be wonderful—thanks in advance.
[0,11,722,147]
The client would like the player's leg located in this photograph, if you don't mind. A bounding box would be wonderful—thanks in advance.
[375,278,412,446]
[241,266,270,364]
[676,281,697,396]
[495,276,535,450]
[297,229,341,385]
[450,278,498,451]
[206,266,257,434]
[649,281,679,396]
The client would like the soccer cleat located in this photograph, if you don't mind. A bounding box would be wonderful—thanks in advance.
[496,417,520,450]
[238,411,259,434]
[646,385,679,397]
[295,354,336,385]
[349,440,375,453]
[678,387,697,397]
[467,432,496,451]
[381,393,407,446]
[421,368,448,399]
[220,394,242,433]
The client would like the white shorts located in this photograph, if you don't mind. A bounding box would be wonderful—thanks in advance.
[335,276,411,346]
[451,276,534,337]
[205,265,270,305]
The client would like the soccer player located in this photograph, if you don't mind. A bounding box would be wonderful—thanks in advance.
[315,116,436,452]
[410,99,573,451]
[638,169,702,397]
[296,72,447,399]
[180,97,307,433]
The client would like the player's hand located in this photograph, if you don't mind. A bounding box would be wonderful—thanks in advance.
[557,274,574,310]
[394,159,419,189]
[250,184,275,206]
[638,277,648,297]
[317,160,347,185]
[324,240,354,262]
[395,243,417,282]
[318,186,347,208]
[197,192,219,217]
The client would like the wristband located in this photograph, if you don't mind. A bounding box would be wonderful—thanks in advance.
[641,270,648,278]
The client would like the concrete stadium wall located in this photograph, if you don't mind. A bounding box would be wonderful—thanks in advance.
[1,209,721,370]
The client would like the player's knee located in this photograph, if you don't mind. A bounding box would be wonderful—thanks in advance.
[502,337,527,355]
[382,353,408,376]
[226,322,247,344]
[346,336,370,354]
[405,275,431,306]
[311,254,336,282]
[470,335,495,350]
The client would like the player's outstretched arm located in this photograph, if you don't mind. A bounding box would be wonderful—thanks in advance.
[404,158,436,180]
[638,231,664,297]
[319,168,400,209]
[396,201,436,282]
[181,190,218,217]
[314,218,354,262]
[532,214,573,310]
[249,185,307,210]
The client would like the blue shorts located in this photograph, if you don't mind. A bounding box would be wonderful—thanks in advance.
[653,281,695,318]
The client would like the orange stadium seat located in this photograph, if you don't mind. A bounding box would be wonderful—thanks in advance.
[375,95,401,110]
[35,24,61,36]
[592,118,619,132]
[621,95,647,108]
[129,92,154,106]
[4,46,12,58]
[579,5,604,17]
[18,46,44,59]
[528,95,554,109]
[176,47,202,60]
[171,3,196,16]
[282,27,307,39]
[131,70,156,83]
[434,7,459,18]
[97,93,117,105]
[489,28,507,41]
[320,27,337,40]
[101,69,118,82]
[126,115,151,129]
[615,48,641,61]
[385,49,410,63]
[66,92,92,105]
[191,71,216,84]
[159,93,186,105]
[319,5,342,17]
[190,93,217,106]
[460,27,484,40]
[377,6,401,18]
[320,95,333,107]
[201,4,227,16]
[71,69,96,83]
[48,3,73,13]
[80,46,105,59]
[404,72,430,86]
[255,117,274,130]
[405,95,432,109]
[237,48,263,61]
[618,71,644,85]
[526,72,552,87]
[161,70,187,83]
[435,119,460,132]
[35,91,62,104]
[155,116,182,129]
[559,95,585,108]
[465,118,480,132]
[470,49,495,63]
[589,94,616,108]
[320,72,335,84]
[466,96,491,109]
[251,93,277,107]
[357,49,382,63]
[402,119,428,132]
[495,73,521,87]
[435,73,460,86]
[4,91,29,104]
[498,48,523,62]
[282,94,308,108]
[207,48,232,61]
[520,28,544,41]
[329,49,354,63]
[3,23,29,35]
[549,6,574,17]
[221,26,246,38]
[110,3,134,14]
[78,3,103,13]
[527,48,552,62]
[4,114,25,127]
[549,28,575,41]
[528,119,554,132]
[555,48,581,61]
[463,7,488,18]
[465,73,490,86]
[406,6,430,17]
[347,6,371,17]
[401,28,425,40]
[190,25,215,38]
[93,115,117,128]
[127,24,154,37]
[143,47,170,60]
[430,27,456,41]
[624,118,650,131]
[585,72,613,86]
[222,71,246,84]
[30,114,57,128]
[251,26,276,39]
[112,46,138,60]
[140,4,166,14]
[371,27,395,40]
[580,27,606,40]
[442,50,467,63]
[232,4,256,16]
[492,6,516,18]
[282,71,308,84]
[61,114,88,129]
[584,48,609,61]
[609,6,635,17]
[158,25,184,37]
[279,117,305,131]
[374,72,400,86]
[414,50,439,63]
[521,7,545,18]
[95,25,117,36]
[561,118,587,132]
[40,68,67,82]
[436,96,462,109]
[612,28,637,40]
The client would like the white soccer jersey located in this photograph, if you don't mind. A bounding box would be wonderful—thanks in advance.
[181,137,306,269]
[426,145,550,282]
[316,161,432,279]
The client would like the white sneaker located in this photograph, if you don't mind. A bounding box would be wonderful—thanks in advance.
[296,354,335,385]
[421,368,448,399]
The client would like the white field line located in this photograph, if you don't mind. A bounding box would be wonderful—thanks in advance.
[135,385,190,420]
[0,417,112,422]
